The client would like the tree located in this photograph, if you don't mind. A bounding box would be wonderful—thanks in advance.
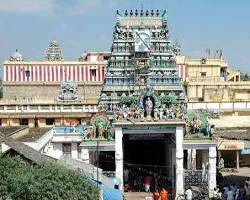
[0,156,100,200]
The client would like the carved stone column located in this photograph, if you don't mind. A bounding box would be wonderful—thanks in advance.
[187,149,192,169]
[176,126,184,196]
[208,146,217,198]
[115,127,123,190]
[236,150,240,169]
[191,149,197,170]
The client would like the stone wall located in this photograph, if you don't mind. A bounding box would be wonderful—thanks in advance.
[187,82,250,102]
[1,82,103,105]
[210,115,250,128]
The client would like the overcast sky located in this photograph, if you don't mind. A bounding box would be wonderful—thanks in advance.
[0,0,250,77]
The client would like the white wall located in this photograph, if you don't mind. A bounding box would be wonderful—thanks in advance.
[187,102,250,111]
[50,143,63,159]
[71,143,78,159]
[47,142,81,160]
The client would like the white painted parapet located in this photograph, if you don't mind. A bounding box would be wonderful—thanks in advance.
[187,102,250,111]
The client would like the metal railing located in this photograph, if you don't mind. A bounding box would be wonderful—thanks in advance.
[184,170,208,190]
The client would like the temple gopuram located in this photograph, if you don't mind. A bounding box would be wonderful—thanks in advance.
[99,9,186,121]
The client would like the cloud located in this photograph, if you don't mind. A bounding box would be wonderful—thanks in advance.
[0,0,56,14]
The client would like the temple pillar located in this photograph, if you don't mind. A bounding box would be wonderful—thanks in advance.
[115,127,123,190]
[187,149,192,169]
[176,126,184,196]
[208,146,217,198]
[71,143,78,159]
[236,150,240,169]
[191,149,197,170]
[81,148,90,164]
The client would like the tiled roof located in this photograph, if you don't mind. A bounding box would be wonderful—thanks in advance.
[0,127,23,135]
[16,128,51,142]
[4,137,55,164]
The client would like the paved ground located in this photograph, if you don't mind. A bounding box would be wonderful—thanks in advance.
[222,167,250,186]
[124,192,153,200]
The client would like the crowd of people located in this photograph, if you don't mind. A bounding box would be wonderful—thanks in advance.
[123,167,175,200]
[213,178,250,200]
[123,167,250,200]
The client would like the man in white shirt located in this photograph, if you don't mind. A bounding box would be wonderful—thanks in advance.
[185,187,193,200]
[213,187,222,199]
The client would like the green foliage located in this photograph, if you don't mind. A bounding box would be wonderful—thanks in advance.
[119,95,138,106]
[0,156,100,200]
[159,95,177,107]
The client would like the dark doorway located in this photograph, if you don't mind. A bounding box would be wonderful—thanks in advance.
[99,151,115,171]
[124,137,166,166]
[123,134,175,192]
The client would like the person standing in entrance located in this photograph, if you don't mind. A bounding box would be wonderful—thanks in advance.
[160,188,168,200]
[144,175,152,192]
[226,187,234,200]
[153,189,160,200]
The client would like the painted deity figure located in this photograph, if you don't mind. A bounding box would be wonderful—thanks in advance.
[97,122,104,138]
[145,97,153,118]
[191,117,201,135]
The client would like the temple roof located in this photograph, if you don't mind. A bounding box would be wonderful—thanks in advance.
[3,137,56,164]
[117,9,167,28]
[0,127,23,136]
[14,128,51,142]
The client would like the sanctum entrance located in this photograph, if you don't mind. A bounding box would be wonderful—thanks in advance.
[123,134,176,192]
[114,121,185,197]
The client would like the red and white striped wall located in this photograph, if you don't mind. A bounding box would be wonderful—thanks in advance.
[178,64,187,82]
[3,64,105,82]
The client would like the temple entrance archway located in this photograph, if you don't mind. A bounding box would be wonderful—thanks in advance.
[114,122,185,196]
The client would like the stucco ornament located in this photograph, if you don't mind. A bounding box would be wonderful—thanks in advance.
[58,81,79,101]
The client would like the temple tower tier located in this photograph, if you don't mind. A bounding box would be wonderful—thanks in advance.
[99,9,185,116]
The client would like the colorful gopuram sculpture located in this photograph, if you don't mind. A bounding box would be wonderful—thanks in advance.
[99,9,186,121]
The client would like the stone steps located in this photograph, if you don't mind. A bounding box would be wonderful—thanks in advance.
[124,192,153,200]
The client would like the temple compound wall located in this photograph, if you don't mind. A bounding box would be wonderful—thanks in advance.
[1,82,103,104]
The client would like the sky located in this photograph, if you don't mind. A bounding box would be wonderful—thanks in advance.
[0,0,250,78]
